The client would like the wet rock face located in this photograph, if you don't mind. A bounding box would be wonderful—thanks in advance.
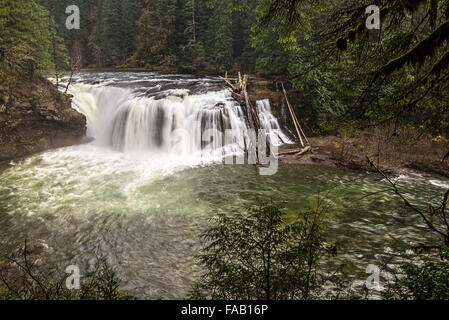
[0,78,87,161]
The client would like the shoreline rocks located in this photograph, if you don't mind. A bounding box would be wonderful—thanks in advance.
[0,77,87,161]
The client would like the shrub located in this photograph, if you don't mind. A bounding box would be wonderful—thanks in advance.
[0,241,134,300]
[383,250,449,300]
[190,201,334,300]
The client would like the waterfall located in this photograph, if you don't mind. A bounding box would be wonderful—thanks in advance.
[69,82,291,160]
[281,100,287,127]
[256,99,293,146]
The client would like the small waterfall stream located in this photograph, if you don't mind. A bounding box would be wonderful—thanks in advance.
[256,99,293,146]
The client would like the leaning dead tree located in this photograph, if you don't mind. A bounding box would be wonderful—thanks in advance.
[220,72,261,133]
[220,73,312,170]
[281,82,310,151]
[64,47,82,94]
[220,73,311,156]
[220,72,263,174]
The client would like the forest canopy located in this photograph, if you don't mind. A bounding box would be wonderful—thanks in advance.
[1,0,448,135]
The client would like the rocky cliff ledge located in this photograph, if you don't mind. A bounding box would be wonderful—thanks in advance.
[0,78,87,161]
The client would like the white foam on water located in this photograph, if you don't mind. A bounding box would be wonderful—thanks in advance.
[67,81,293,171]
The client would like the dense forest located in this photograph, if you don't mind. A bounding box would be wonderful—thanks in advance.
[38,0,262,74]
[2,0,449,136]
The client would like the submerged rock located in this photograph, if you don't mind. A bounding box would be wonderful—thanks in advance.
[0,78,87,161]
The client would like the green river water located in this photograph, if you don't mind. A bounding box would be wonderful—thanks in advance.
[0,72,448,298]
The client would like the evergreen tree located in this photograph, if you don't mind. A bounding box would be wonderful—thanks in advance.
[230,7,257,74]
[0,0,56,80]
[40,0,89,65]
[133,0,178,67]
[96,0,123,66]
[254,29,289,76]
[48,17,69,85]
[210,3,234,73]
[177,0,207,73]
[120,0,145,66]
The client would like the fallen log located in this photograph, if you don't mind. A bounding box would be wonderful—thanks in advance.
[221,72,279,174]
[220,76,239,92]
[295,146,312,157]
[277,146,312,157]
[277,149,301,156]
[231,91,244,100]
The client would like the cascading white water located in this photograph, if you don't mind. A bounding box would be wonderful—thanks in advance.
[70,83,292,161]
[256,99,293,146]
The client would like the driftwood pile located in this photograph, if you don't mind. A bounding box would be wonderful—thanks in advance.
[219,72,264,174]
[219,73,311,160]
[219,72,262,135]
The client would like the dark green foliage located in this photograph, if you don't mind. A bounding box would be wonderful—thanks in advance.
[254,29,290,76]
[124,0,259,73]
[96,0,124,66]
[0,244,135,300]
[383,250,449,300]
[236,0,449,135]
[2,0,449,136]
[132,0,178,67]
[48,18,69,84]
[34,0,261,73]
[0,0,57,80]
[38,0,145,68]
[377,20,449,78]
[179,41,207,73]
[211,5,234,73]
[176,0,208,72]
[190,202,332,300]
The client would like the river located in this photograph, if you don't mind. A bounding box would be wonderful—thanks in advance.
[0,72,448,299]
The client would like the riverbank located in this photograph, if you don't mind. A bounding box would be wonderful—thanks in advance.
[240,73,449,179]
[0,77,87,162]
[279,129,449,179]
